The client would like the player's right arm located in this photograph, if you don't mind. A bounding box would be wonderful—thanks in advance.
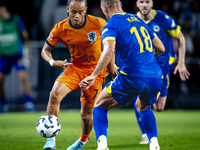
[108,54,118,79]
[152,35,165,57]
[42,23,72,70]
[41,42,72,70]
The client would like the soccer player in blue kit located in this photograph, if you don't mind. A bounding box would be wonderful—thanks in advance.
[79,0,165,149]
[133,0,190,144]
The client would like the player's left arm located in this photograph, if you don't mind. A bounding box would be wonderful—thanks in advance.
[164,14,190,80]
[173,31,190,81]
[80,40,115,89]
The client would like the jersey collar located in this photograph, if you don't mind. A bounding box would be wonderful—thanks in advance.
[137,9,157,23]
[69,15,86,29]
[114,12,126,15]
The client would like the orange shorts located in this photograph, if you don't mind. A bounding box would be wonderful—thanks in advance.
[56,65,105,108]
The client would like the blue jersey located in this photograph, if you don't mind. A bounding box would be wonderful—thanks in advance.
[136,10,181,69]
[102,13,162,78]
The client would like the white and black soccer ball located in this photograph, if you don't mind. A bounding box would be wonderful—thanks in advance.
[36,114,61,138]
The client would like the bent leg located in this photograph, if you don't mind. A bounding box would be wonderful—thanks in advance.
[153,96,167,112]
[47,81,71,117]
[93,87,119,150]
[134,96,146,134]
[136,95,159,149]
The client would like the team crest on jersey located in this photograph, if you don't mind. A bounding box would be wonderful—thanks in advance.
[87,31,97,42]
[49,32,53,40]
[153,25,160,32]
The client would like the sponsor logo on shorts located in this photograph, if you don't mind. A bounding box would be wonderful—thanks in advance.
[58,72,65,78]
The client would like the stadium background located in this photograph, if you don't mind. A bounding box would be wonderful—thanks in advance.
[3,0,200,111]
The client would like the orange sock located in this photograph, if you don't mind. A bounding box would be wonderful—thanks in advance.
[80,131,90,142]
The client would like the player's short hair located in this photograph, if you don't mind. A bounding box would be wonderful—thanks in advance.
[67,0,87,7]
[101,0,121,9]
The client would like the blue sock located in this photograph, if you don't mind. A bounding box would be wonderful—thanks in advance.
[0,97,6,105]
[139,108,157,140]
[133,96,146,134]
[24,95,32,103]
[93,106,108,140]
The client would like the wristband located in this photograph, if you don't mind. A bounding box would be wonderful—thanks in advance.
[49,59,54,66]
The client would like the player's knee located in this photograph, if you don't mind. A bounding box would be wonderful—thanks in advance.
[80,111,92,122]
[49,90,62,104]
[154,104,164,112]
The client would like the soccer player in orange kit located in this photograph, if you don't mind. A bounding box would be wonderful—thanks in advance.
[41,0,117,150]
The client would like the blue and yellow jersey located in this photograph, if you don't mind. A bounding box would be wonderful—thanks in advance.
[102,13,162,78]
[137,9,181,69]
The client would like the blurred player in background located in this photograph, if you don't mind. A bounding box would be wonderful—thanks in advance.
[0,1,34,113]
[41,0,117,149]
[134,0,190,144]
[80,0,165,149]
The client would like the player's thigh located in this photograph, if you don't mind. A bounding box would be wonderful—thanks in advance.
[56,66,81,91]
[50,81,72,102]
[135,96,151,112]
[140,77,163,106]
[106,74,142,106]
[81,77,104,108]
[94,87,119,110]
[153,96,167,111]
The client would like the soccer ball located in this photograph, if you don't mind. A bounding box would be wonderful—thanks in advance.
[36,114,61,138]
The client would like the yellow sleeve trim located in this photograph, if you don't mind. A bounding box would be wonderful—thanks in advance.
[168,26,181,37]
[103,37,115,44]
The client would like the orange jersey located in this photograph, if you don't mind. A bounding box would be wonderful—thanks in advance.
[46,15,108,77]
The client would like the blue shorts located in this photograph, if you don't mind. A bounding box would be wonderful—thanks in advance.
[159,66,173,97]
[106,72,163,106]
[0,55,25,74]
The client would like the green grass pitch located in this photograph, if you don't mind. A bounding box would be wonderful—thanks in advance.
[0,109,199,150]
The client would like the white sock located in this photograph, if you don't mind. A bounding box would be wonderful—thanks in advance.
[97,135,107,149]
[150,137,158,145]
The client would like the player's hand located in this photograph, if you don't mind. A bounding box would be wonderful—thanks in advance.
[79,75,96,89]
[108,64,119,79]
[52,59,73,70]
[173,63,190,81]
